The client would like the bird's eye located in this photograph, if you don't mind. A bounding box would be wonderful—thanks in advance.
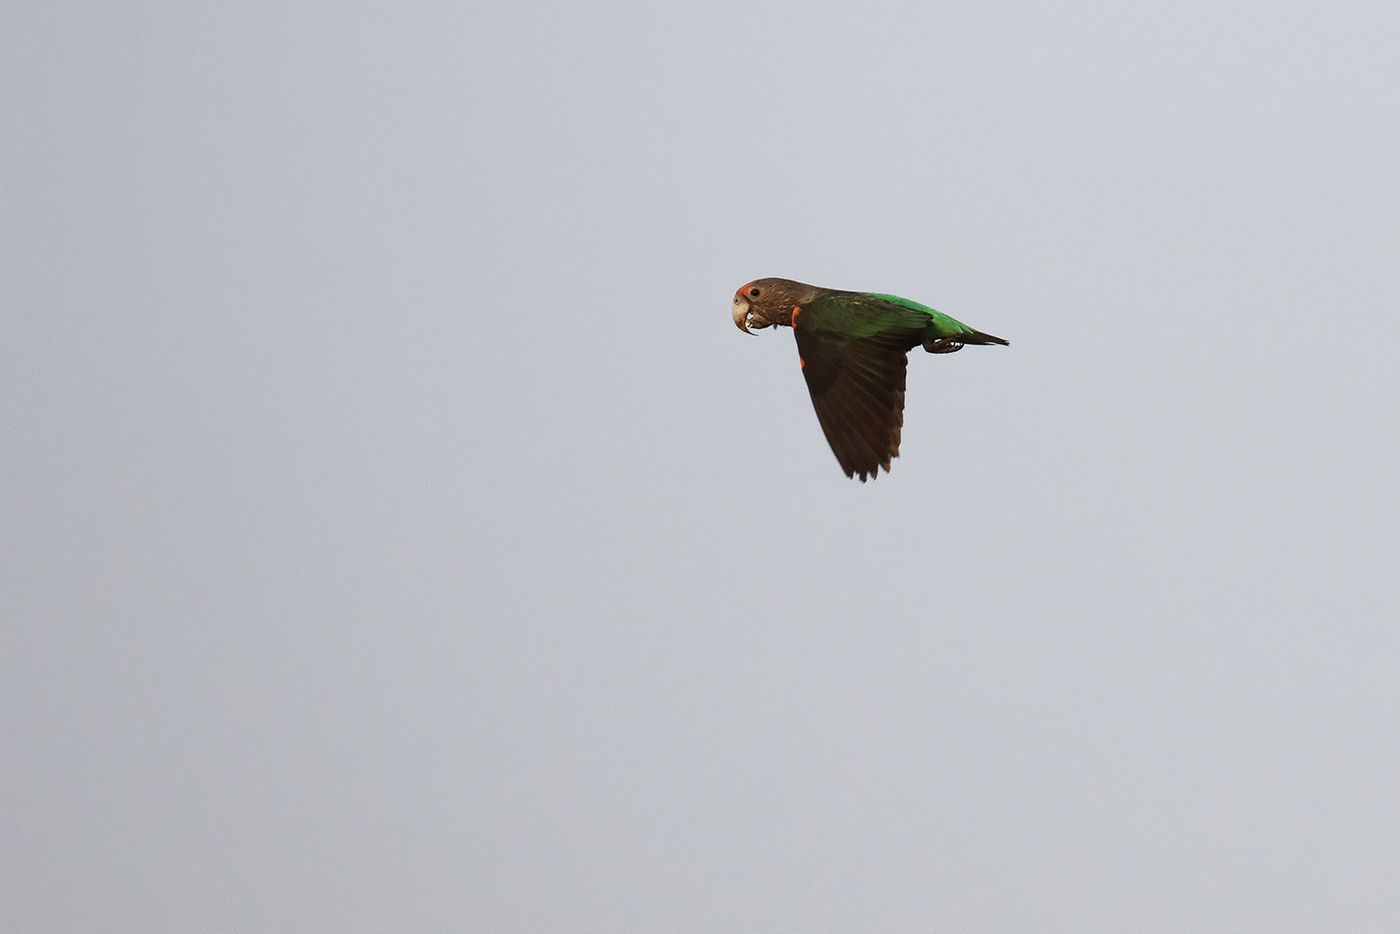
[749,287,761,297]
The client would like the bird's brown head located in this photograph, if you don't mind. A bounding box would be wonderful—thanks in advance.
[731,278,814,333]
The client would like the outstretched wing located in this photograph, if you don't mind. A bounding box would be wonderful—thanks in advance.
[792,295,931,481]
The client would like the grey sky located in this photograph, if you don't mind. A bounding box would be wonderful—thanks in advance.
[4,2,1399,931]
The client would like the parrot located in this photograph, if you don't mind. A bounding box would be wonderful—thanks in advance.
[732,277,1008,481]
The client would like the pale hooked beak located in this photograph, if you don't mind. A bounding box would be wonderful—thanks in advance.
[732,294,754,333]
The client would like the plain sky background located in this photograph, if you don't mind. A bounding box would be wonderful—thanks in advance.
[4,2,1399,931]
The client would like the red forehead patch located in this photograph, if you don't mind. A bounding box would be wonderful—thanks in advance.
[736,280,756,297]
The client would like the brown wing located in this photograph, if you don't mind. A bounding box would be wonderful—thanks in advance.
[793,326,917,481]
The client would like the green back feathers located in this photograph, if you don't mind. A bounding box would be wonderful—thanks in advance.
[863,292,984,338]
[805,291,978,341]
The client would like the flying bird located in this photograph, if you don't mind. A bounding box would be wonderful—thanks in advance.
[732,277,1008,481]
